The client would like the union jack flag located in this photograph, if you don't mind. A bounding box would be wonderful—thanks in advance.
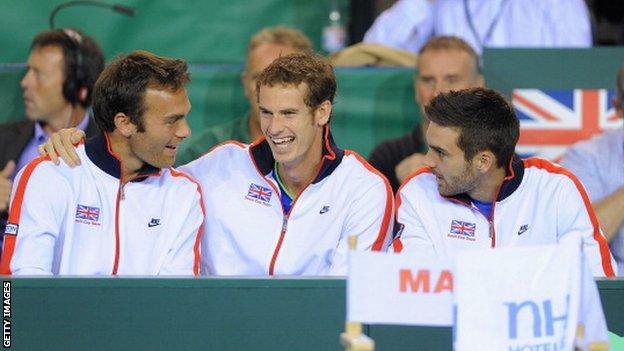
[247,183,272,203]
[450,220,476,237]
[512,89,623,160]
[75,204,100,222]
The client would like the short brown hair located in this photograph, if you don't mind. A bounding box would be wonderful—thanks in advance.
[255,53,336,110]
[425,88,519,168]
[418,36,481,74]
[247,26,313,57]
[92,50,190,132]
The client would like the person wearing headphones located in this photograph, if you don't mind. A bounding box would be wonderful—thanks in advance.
[0,29,105,236]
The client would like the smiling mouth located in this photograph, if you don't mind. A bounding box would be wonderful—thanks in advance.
[270,136,295,147]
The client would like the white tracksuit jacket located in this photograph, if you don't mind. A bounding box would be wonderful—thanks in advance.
[0,133,204,276]
[394,157,616,277]
[181,128,393,275]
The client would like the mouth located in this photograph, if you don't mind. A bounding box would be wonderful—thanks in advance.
[270,136,295,148]
[164,145,178,155]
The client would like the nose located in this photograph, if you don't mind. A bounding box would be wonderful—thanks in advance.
[423,149,436,168]
[432,82,449,98]
[266,115,285,136]
[21,69,33,90]
[176,118,192,139]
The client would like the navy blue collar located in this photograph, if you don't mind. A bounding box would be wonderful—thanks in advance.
[85,132,161,182]
[249,126,345,184]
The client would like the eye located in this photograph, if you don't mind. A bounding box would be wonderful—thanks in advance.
[419,77,433,85]
[447,76,461,85]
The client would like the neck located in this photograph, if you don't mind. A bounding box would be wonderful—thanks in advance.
[248,111,263,141]
[42,105,86,135]
[468,166,507,203]
[275,133,324,197]
[107,131,144,181]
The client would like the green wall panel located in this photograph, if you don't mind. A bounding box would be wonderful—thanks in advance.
[5,278,623,351]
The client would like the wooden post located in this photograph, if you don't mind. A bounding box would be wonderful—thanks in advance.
[340,235,375,351]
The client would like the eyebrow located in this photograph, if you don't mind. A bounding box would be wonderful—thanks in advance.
[165,114,186,122]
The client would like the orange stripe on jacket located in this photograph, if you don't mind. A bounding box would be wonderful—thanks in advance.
[0,156,50,275]
[392,167,432,253]
[169,168,206,276]
[523,158,616,277]
[345,151,393,251]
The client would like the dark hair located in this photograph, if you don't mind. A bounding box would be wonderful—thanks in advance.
[255,53,336,110]
[425,88,519,168]
[31,28,104,108]
[92,50,190,132]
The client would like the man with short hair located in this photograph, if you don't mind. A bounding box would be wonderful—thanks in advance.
[176,26,313,165]
[561,64,624,275]
[394,88,616,277]
[181,53,393,275]
[0,51,204,275]
[0,28,104,234]
[368,36,484,192]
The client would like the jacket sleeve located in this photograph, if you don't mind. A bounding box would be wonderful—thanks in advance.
[328,179,394,275]
[0,160,69,275]
[158,182,205,276]
[557,175,617,277]
[393,180,436,255]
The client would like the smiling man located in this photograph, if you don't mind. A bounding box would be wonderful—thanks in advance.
[0,51,204,275]
[181,53,393,275]
[393,88,616,277]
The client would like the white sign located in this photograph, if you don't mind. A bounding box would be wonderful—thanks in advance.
[347,250,453,326]
[454,240,608,351]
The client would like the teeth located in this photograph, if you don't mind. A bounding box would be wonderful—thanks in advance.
[272,137,294,145]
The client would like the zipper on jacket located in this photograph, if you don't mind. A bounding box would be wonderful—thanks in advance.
[111,182,123,275]
[260,154,330,275]
[281,215,288,232]
[268,214,290,275]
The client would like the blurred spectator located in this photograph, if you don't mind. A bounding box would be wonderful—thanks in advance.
[560,63,624,275]
[368,36,484,192]
[363,0,592,53]
[0,28,104,235]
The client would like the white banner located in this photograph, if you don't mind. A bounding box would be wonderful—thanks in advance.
[347,250,453,326]
[454,240,608,351]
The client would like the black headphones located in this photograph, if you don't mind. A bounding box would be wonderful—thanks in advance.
[61,28,86,105]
